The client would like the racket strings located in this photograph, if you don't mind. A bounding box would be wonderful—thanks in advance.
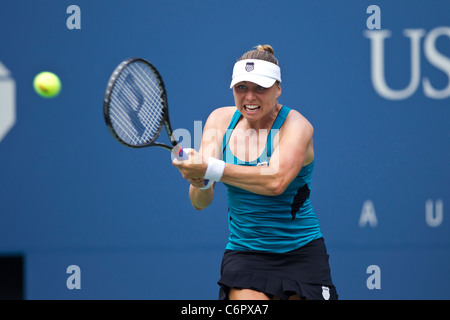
[112,66,162,142]
[126,64,163,130]
[109,61,165,146]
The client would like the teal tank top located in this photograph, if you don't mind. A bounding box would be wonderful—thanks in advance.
[222,106,322,253]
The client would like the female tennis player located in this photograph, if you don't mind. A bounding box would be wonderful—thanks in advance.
[173,45,337,300]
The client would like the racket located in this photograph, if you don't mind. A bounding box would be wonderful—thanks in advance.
[103,57,210,187]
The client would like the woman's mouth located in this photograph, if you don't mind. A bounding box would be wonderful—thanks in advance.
[244,105,261,112]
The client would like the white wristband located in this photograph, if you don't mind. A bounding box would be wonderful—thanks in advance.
[203,158,225,182]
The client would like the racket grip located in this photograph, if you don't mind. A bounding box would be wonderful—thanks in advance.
[200,179,212,190]
[172,145,189,161]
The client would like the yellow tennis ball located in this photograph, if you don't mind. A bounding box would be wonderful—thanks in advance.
[33,71,61,98]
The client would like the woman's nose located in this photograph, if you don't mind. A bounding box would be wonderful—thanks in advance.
[245,89,256,102]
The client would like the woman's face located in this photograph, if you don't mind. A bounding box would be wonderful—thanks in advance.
[233,81,281,121]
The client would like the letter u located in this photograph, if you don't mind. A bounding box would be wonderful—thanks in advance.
[364,29,425,100]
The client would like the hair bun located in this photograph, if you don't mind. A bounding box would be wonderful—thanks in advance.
[238,44,278,65]
[256,44,275,55]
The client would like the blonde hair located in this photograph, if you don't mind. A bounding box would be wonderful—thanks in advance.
[238,44,279,66]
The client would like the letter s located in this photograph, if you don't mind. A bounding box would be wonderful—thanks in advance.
[423,27,450,99]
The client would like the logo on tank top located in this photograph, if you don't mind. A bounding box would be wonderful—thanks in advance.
[256,161,268,167]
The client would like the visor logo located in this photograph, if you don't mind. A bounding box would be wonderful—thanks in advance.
[245,62,254,72]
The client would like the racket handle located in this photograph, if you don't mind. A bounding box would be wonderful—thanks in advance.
[172,144,189,161]
[200,179,213,190]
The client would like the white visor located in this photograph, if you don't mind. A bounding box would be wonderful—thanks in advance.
[230,59,282,89]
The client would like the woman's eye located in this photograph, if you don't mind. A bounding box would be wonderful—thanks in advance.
[256,86,267,92]
[237,85,247,90]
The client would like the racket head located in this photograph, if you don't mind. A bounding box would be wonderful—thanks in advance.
[103,58,171,148]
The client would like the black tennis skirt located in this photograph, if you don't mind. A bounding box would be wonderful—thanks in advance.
[218,237,338,300]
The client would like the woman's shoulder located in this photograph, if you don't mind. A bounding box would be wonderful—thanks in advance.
[284,107,314,132]
[210,106,237,117]
[205,106,238,129]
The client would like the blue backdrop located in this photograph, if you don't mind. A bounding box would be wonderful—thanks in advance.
[0,0,449,299]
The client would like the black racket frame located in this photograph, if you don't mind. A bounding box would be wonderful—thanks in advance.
[103,57,178,151]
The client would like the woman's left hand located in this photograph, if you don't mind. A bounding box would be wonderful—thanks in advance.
[172,148,208,186]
